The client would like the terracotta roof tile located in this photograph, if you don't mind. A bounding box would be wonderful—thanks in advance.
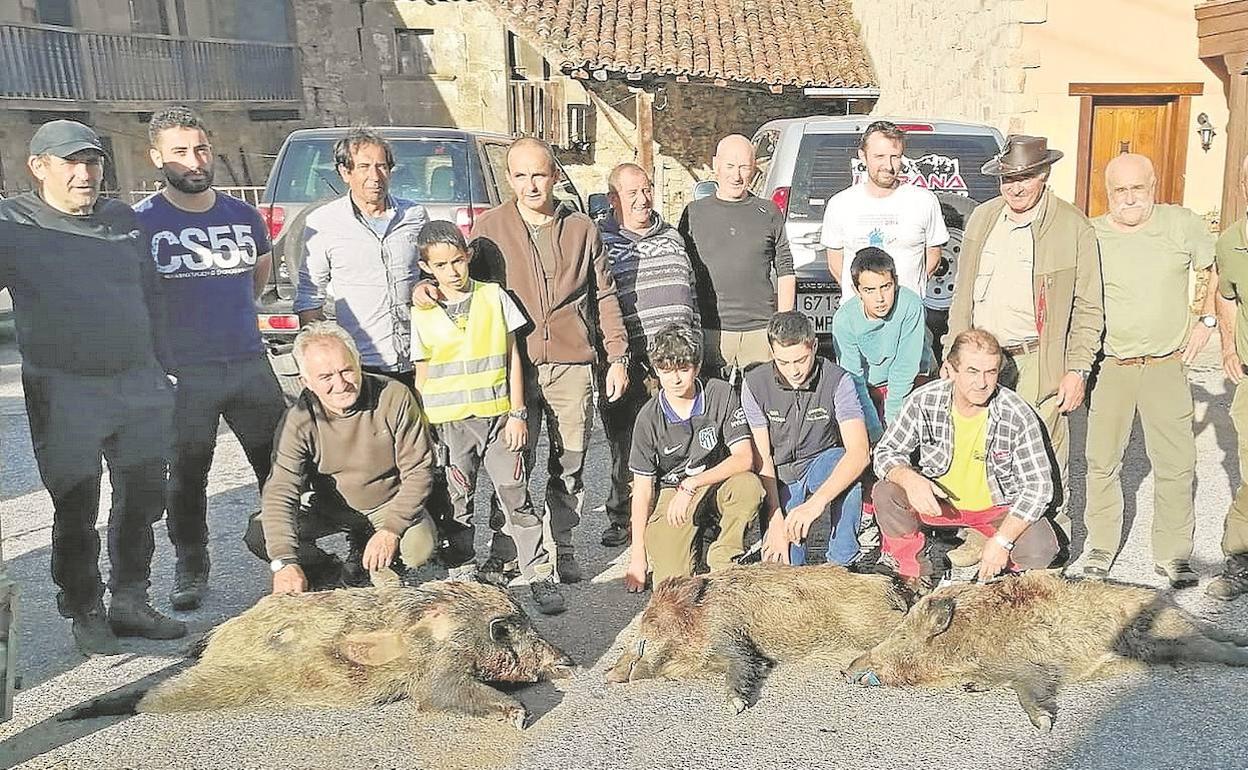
[482,0,875,88]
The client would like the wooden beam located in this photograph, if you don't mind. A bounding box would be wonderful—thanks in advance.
[1171,95,1193,205]
[1222,52,1248,227]
[1074,95,1093,214]
[1068,82,1204,96]
[636,89,654,179]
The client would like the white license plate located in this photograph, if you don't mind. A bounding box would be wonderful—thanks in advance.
[798,292,838,334]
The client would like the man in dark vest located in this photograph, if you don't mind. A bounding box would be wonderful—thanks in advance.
[744,311,871,566]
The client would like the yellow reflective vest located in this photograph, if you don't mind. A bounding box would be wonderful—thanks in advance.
[412,280,511,424]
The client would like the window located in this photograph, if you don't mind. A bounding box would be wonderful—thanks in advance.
[129,0,170,35]
[395,29,435,76]
[749,129,779,195]
[36,0,74,26]
[273,138,482,204]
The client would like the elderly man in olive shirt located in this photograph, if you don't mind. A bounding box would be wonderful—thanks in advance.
[244,322,437,593]
[1083,153,1215,588]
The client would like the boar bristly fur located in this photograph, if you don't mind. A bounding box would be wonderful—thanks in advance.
[65,582,573,727]
[607,563,909,712]
[845,572,1248,732]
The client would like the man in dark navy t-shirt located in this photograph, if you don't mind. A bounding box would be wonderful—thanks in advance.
[134,106,285,611]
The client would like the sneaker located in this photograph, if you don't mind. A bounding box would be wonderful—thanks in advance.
[530,579,567,615]
[1082,549,1115,579]
[600,522,630,547]
[1206,556,1248,601]
[108,594,187,640]
[71,602,122,655]
[556,551,583,584]
[947,529,987,568]
[169,551,210,611]
[446,562,479,582]
[1155,559,1199,589]
[478,556,521,588]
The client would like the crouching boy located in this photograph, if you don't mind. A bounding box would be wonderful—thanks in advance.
[624,324,765,591]
[872,329,1060,592]
[411,221,564,615]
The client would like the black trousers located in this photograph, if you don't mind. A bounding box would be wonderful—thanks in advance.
[165,356,285,556]
[21,364,174,616]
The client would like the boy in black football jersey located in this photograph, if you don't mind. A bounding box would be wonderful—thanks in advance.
[623,324,765,591]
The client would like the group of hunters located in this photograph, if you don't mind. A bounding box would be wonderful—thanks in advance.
[1,108,1247,657]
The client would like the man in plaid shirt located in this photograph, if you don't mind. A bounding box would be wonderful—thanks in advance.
[872,329,1060,587]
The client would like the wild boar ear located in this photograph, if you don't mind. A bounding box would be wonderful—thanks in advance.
[923,597,957,638]
[489,615,524,644]
[339,631,406,666]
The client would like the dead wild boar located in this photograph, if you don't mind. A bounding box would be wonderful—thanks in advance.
[606,563,909,713]
[64,582,573,727]
[845,572,1248,732]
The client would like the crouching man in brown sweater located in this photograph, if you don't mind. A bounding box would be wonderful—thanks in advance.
[244,321,438,593]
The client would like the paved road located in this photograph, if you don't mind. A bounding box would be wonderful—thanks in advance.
[1,325,1247,770]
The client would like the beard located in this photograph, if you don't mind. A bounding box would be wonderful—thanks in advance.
[163,164,214,194]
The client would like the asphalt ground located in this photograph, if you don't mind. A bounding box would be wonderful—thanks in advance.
[1,324,1247,770]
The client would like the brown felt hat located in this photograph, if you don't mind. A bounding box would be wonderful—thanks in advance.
[980,134,1064,176]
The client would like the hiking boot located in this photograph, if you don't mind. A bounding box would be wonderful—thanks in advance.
[1155,559,1199,589]
[1082,548,1115,579]
[530,579,567,615]
[556,551,584,584]
[169,551,210,611]
[1206,556,1248,601]
[947,528,987,568]
[478,556,521,588]
[446,562,479,582]
[71,602,122,656]
[601,522,631,547]
[108,594,187,640]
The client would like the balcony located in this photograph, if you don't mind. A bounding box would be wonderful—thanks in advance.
[0,23,300,105]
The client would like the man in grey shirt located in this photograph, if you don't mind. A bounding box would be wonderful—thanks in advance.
[295,128,428,386]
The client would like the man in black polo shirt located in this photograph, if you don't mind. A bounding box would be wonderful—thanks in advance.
[0,120,184,655]
[744,312,871,566]
[623,325,765,591]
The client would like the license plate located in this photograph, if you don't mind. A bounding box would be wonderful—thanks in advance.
[798,292,838,334]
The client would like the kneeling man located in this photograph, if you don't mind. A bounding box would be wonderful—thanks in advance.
[624,324,765,590]
[246,322,438,593]
[872,329,1059,588]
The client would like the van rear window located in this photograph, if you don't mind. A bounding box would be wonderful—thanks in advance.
[271,138,486,204]
[788,133,1002,221]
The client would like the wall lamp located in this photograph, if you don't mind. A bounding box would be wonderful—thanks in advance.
[1197,113,1217,153]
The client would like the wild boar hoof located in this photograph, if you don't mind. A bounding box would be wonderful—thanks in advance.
[727,695,748,714]
[499,703,529,729]
[1029,711,1055,734]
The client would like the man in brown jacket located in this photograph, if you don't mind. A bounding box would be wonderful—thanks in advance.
[418,137,630,584]
[944,135,1104,557]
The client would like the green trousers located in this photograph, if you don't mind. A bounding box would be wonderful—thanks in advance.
[1084,357,1195,562]
[644,472,765,585]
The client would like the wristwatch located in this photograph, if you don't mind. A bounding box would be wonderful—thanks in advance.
[611,353,631,367]
[509,407,528,420]
[1071,368,1091,380]
[992,534,1015,552]
[1199,314,1218,329]
[269,557,298,573]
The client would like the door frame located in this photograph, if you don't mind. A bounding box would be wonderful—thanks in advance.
[1069,82,1204,214]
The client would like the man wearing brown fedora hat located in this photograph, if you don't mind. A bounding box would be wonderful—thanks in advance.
[943,135,1104,566]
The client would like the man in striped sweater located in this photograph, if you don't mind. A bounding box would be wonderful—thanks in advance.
[597,163,700,547]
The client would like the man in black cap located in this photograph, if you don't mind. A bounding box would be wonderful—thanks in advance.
[0,119,185,655]
[943,135,1103,567]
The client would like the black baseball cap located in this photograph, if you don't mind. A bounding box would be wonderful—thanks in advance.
[29,120,106,158]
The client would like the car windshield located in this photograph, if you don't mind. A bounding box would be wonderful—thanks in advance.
[788,132,1002,221]
[270,137,487,204]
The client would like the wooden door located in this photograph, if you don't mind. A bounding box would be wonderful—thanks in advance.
[1087,102,1174,217]
[1071,84,1200,217]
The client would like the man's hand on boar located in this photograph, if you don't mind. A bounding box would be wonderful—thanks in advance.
[761,518,791,564]
[272,564,307,594]
[625,553,648,593]
[362,530,400,572]
[784,498,824,543]
[977,537,1011,582]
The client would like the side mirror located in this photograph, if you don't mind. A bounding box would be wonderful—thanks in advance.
[692,180,719,200]
[587,192,611,218]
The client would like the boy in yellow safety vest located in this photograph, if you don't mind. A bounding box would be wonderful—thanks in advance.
[411,221,565,615]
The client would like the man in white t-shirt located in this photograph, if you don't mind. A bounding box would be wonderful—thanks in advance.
[822,121,949,306]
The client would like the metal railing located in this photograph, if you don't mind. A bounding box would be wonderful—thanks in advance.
[0,23,299,103]
[127,184,265,206]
